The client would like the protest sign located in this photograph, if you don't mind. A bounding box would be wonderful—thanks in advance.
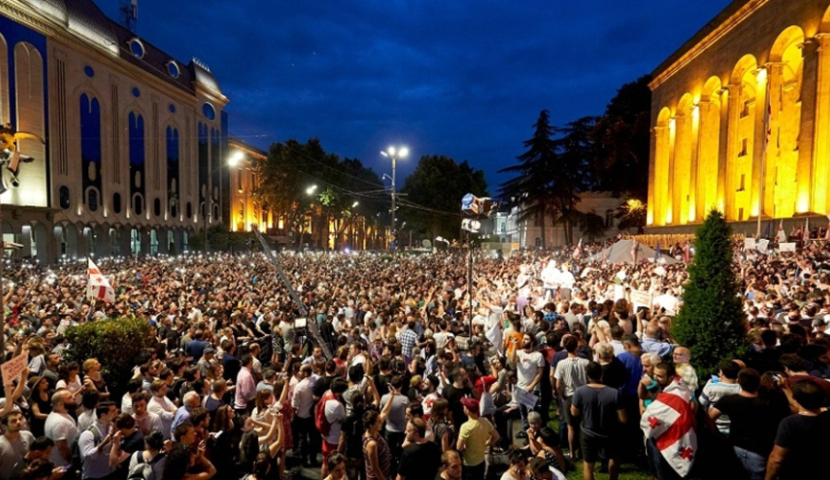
[779,243,796,253]
[513,388,539,409]
[630,289,653,308]
[757,239,770,254]
[1,353,27,387]
[744,238,756,251]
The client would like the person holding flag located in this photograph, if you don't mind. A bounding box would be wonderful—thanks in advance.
[776,220,787,244]
[573,238,583,260]
[654,241,661,264]
[87,258,115,303]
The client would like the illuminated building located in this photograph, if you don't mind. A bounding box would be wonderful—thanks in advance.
[0,0,229,261]
[648,0,830,229]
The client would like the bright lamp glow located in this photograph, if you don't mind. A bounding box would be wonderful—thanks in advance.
[398,147,409,158]
[353,201,359,208]
[228,150,244,166]
[306,185,317,195]
[388,146,396,156]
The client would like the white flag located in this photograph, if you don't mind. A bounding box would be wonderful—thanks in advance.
[87,259,115,303]
[776,220,787,243]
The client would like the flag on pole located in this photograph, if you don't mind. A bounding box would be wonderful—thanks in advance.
[630,240,638,264]
[803,217,810,244]
[654,241,661,263]
[763,220,771,240]
[641,378,698,478]
[776,219,787,243]
[572,238,583,260]
[87,259,115,303]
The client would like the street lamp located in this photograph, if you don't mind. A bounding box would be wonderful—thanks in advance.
[306,185,318,195]
[380,146,408,251]
[204,151,244,255]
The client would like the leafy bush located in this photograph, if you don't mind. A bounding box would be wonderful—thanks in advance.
[63,318,155,399]
[673,209,749,378]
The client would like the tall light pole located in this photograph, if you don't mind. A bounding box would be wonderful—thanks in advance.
[204,150,244,255]
[381,146,408,251]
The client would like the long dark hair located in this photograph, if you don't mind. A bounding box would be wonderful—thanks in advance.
[160,444,192,480]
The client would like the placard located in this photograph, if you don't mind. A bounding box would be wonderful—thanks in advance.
[779,242,796,253]
[1,353,27,387]
[513,387,539,409]
[630,289,653,308]
[757,239,770,254]
[744,238,756,251]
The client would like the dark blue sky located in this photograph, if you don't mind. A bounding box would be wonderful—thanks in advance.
[100,0,731,189]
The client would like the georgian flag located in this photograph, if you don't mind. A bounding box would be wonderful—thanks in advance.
[87,259,115,303]
[572,238,583,259]
[641,378,697,478]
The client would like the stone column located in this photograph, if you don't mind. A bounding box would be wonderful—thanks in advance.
[808,35,830,214]
[723,84,741,220]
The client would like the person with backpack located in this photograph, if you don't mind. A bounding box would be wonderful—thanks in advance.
[316,378,348,479]
[77,401,118,480]
[127,430,165,480]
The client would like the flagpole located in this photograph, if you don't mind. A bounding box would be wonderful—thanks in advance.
[758,65,772,238]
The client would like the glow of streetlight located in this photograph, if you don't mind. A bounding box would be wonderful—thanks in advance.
[352,201,359,208]
[398,147,409,158]
[306,185,317,195]
[228,150,244,166]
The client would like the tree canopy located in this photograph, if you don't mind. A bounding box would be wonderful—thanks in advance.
[400,155,489,242]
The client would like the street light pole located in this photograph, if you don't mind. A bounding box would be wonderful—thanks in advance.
[381,146,408,251]
[203,151,243,255]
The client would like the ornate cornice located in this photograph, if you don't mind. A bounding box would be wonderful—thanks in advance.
[650,0,771,90]
[1,1,57,36]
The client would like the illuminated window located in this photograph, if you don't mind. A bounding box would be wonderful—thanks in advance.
[167,61,180,78]
[739,138,748,157]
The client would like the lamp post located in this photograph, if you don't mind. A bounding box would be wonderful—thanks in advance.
[381,146,408,251]
[204,151,243,255]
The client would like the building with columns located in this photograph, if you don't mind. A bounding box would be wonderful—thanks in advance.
[648,0,830,230]
[1,0,231,262]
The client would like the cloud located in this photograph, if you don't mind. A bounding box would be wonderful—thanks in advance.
[99,0,731,189]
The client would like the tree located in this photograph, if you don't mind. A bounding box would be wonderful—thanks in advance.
[400,155,488,242]
[499,110,558,248]
[673,209,749,378]
[63,318,156,399]
[591,75,652,200]
[579,212,607,241]
[551,116,595,244]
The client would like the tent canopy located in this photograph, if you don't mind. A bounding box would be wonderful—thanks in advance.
[588,239,681,265]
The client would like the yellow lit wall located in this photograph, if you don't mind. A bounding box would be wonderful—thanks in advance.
[648,0,830,227]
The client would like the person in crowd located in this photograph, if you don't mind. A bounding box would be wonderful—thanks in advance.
[43,390,78,469]
[570,362,626,480]
[456,398,499,480]
[397,417,442,480]
[0,412,36,480]
[553,335,589,461]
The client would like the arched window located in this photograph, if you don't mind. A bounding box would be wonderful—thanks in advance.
[80,94,102,207]
[129,112,145,214]
[88,189,99,212]
[166,126,180,217]
[59,186,70,210]
[112,193,122,214]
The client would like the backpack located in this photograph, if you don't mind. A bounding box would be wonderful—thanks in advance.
[315,391,339,437]
[69,425,102,474]
[127,451,165,480]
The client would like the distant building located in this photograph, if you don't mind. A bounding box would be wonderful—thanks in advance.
[505,192,620,248]
[648,0,830,230]
[1,0,230,261]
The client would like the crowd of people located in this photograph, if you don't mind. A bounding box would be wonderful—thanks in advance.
[0,237,828,480]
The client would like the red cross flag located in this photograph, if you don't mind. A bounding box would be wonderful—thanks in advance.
[572,238,583,260]
[87,258,115,303]
[776,219,787,243]
[640,377,697,478]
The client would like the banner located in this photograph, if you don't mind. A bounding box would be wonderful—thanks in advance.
[1,353,27,387]
[630,289,652,309]
[513,388,539,409]
[744,238,756,251]
[757,238,770,254]
[779,242,796,253]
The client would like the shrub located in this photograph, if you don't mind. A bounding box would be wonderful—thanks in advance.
[63,317,155,399]
[673,209,749,379]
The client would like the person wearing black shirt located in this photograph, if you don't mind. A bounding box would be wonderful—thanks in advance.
[397,418,442,480]
[766,380,830,480]
[710,368,789,480]
[443,369,477,430]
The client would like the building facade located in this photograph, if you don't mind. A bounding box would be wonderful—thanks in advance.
[648,0,830,230]
[1,0,230,262]
[506,192,621,248]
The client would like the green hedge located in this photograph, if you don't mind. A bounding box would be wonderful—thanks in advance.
[63,317,155,399]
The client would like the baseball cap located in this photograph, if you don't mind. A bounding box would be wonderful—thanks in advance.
[460,397,479,413]
[204,347,215,355]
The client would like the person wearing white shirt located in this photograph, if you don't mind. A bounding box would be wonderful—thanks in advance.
[44,390,79,468]
[78,402,118,480]
[131,392,164,436]
[146,380,176,440]
[292,365,316,467]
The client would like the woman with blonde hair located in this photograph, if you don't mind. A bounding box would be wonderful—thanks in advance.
[83,358,109,399]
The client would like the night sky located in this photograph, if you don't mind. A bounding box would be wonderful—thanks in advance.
[98,0,732,189]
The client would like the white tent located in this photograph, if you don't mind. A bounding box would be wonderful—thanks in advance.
[588,238,681,265]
